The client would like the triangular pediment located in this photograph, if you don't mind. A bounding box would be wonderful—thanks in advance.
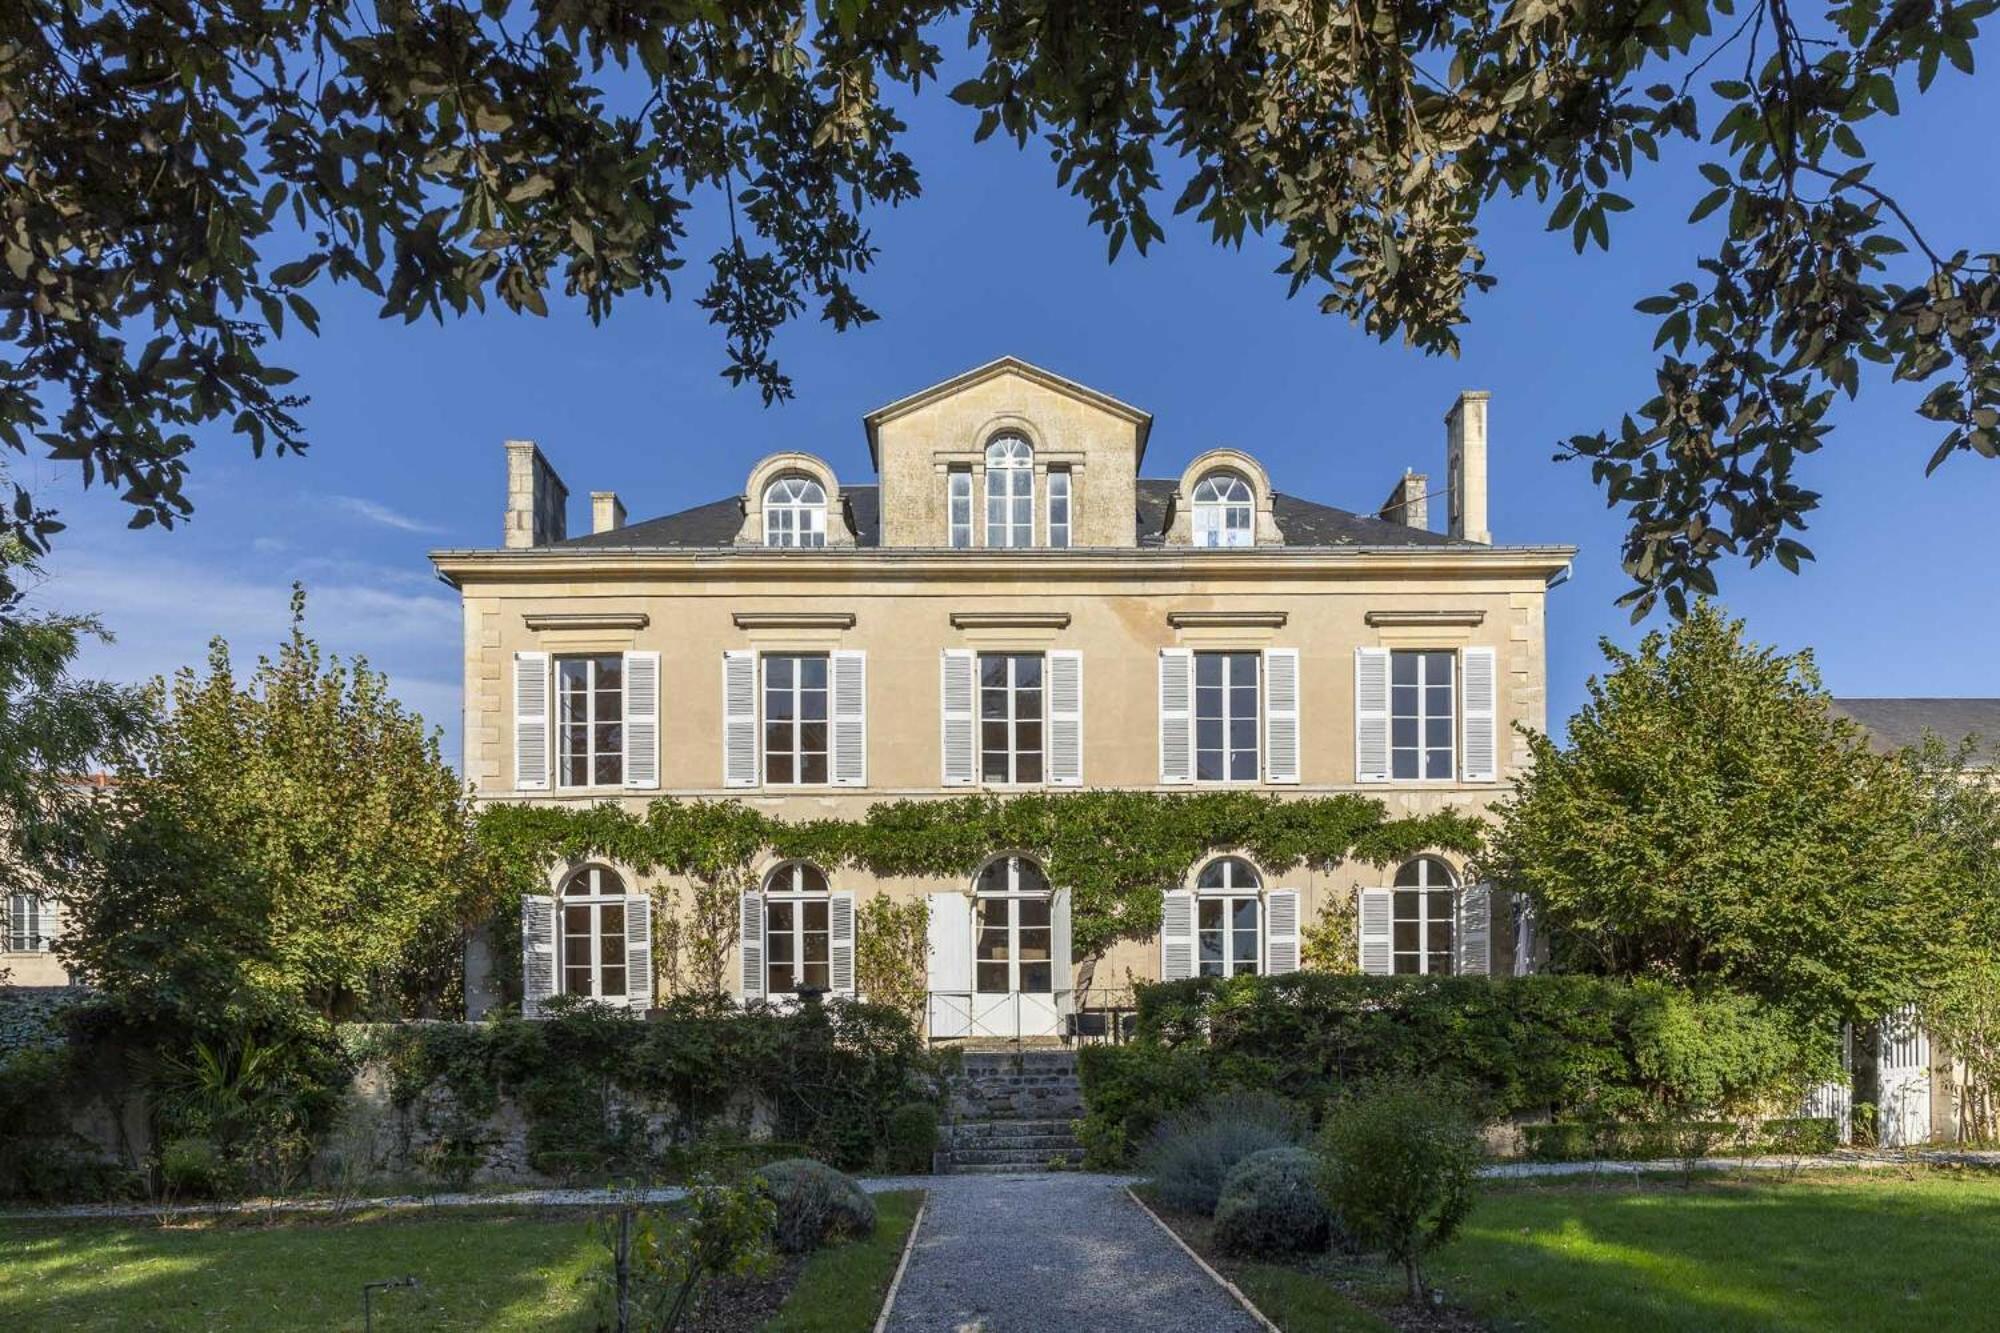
[862,356,1153,465]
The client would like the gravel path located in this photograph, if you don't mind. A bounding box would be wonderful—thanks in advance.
[879,1172,1262,1333]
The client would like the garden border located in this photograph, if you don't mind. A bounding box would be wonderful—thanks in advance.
[1125,1185,1281,1333]
[871,1193,927,1333]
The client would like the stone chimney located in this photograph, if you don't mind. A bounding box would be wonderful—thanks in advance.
[591,491,626,535]
[1444,391,1491,544]
[1378,469,1429,531]
[504,439,568,548]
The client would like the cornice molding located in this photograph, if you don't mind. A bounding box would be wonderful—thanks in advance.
[732,611,857,630]
[1166,610,1289,629]
[949,611,1073,630]
[1364,609,1487,627]
[522,611,649,631]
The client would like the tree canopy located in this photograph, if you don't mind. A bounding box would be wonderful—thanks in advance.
[1481,603,1969,1023]
[4,0,1993,612]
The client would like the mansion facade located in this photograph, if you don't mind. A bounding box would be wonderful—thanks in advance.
[432,358,1574,1037]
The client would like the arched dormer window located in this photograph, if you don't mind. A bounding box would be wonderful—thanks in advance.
[1192,471,1254,548]
[1195,856,1262,976]
[984,435,1035,548]
[974,855,1053,994]
[764,476,827,548]
[762,861,831,995]
[1392,856,1458,975]
[559,864,631,999]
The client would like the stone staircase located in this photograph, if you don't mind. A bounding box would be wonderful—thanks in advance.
[940,1049,1086,1173]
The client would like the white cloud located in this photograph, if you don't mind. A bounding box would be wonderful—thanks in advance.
[327,495,445,534]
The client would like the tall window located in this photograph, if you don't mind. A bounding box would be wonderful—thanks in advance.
[1195,651,1259,783]
[1047,468,1072,549]
[763,654,829,786]
[979,653,1043,784]
[1192,471,1254,548]
[764,475,827,547]
[559,865,628,998]
[948,468,973,547]
[1392,857,1456,975]
[984,435,1035,547]
[975,856,1053,994]
[1391,650,1456,780]
[558,655,623,787]
[1196,857,1262,977]
[7,893,51,952]
[764,861,831,995]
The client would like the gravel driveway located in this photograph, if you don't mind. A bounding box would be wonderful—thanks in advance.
[880,1172,1262,1333]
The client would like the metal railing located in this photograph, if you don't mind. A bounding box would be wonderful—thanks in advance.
[924,986,1137,1050]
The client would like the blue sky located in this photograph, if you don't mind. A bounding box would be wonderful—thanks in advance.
[24,36,2000,768]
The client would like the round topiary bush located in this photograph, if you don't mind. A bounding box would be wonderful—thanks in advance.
[884,1102,940,1174]
[1139,1089,1307,1216]
[757,1157,877,1253]
[1212,1146,1333,1257]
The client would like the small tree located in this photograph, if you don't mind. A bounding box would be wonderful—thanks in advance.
[1317,1078,1483,1301]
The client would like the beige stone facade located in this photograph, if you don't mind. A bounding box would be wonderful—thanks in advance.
[433,359,1574,1028]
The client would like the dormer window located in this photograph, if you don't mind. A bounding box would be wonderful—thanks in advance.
[1192,471,1254,548]
[984,435,1035,548]
[764,476,827,547]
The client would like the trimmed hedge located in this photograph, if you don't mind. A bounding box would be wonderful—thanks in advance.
[1521,1116,1840,1162]
[1079,974,1838,1166]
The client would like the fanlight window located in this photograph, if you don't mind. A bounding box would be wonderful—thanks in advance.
[763,861,831,995]
[559,865,630,998]
[1192,471,1254,548]
[764,476,828,548]
[975,855,1053,994]
[1392,856,1457,975]
[1195,857,1262,976]
[984,435,1035,548]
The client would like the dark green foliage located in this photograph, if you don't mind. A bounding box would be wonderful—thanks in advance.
[1317,1078,1484,1300]
[884,1102,940,1175]
[757,1159,877,1254]
[1521,1116,1839,1161]
[1139,1090,1307,1216]
[158,1136,231,1199]
[1079,974,1838,1167]
[1212,1146,1334,1258]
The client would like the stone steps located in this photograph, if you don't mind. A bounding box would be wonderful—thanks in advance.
[941,1051,1085,1173]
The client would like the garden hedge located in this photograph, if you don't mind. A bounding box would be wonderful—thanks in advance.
[1078,973,1838,1166]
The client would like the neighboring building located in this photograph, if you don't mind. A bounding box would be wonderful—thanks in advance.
[1830,698,2000,770]
[0,774,112,991]
[432,358,1574,1034]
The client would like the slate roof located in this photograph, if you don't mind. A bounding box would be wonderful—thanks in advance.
[559,479,1468,550]
[1830,698,2000,767]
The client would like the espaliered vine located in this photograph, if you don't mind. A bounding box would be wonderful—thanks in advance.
[476,791,1485,960]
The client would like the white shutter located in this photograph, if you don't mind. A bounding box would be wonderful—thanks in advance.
[1354,648,1390,783]
[1158,649,1193,784]
[1455,883,1491,977]
[829,891,856,996]
[723,651,759,788]
[940,650,976,787]
[1461,646,1498,782]
[1051,887,1074,1014]
[625,895,655,1008]
[1263,648,1300,784]
[1048,650,1084,786]
[1357,887,1393,975]
[831,651,867,787]
[739,891,766,1002]
[1161,889,1195,980]
[1264,889,1302,975]
[514,652,551,791]
[926,892,973,1039]
[623,651,660,789]
[521,894,557,1017]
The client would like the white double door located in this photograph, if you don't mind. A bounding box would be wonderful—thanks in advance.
[926,889,1072,1040]
[1878,1005,1933,1148]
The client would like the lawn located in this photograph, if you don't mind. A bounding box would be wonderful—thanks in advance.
[0,1191,925,1332]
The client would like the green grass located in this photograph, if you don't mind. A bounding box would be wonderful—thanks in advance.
[761,1189,924,1333]
[1433,1168,2000,1332]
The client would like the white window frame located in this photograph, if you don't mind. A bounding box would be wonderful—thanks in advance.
[762,862,832,996]
[557,865,630,999]
[1192,471,1254,548]
[984,436,1035,548]
[557,655,624,789]
[974,857,1054,995]
[978,652,1044,786]
[1047,468,1071,549]
[1392,856,1458,976]
[763,475,827,548]
[7,892,51,952]
[1390,649,1457,783]
[948,468,973,548]
[761,653,831,787]
[1194,650,1261,784]
[1195,858,1263,978]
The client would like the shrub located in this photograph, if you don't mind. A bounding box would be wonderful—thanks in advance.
[159,1135,232,1199]
[1761,1116,1839,1155]
[1317,1079,1482,1300]
[1140,1090,1306,1216]
[757,1158,876,1253]
[884,1102,939,1174]
[1213,1146,1333,1257]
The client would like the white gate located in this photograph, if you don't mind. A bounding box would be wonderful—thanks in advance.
[1878,1005,1932,1148]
